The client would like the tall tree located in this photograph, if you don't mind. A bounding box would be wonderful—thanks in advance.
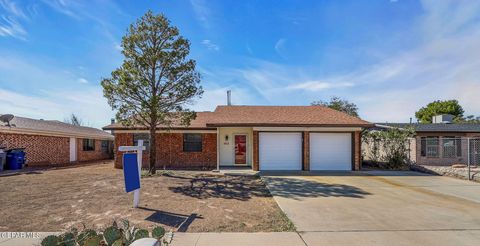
[101,11,203,174]
[312,96,359,117]
[64,113,83,126]
[415,100,464,123]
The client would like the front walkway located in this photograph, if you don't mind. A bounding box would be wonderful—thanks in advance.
[262,171,480,246]
[171,232,305,246]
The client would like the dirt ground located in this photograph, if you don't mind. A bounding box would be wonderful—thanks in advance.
[0,161,293,233]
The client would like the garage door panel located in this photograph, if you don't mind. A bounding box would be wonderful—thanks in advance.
[259,132,302,170]
[310,133,352,170]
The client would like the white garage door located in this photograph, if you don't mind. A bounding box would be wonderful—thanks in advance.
[310,133,352,170]
[259,132,302,170]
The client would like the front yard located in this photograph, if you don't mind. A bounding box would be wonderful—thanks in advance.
[0,161,293,232]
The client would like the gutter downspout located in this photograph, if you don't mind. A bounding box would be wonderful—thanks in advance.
[215,127,220,172]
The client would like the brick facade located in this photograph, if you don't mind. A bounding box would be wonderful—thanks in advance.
[252,131,259,171]
[0,133,112,166]
[354,131,361,170]
[302,131,310,171]
[76,138,111,163]
[114,132,217,170]
[414,132,480,166]
[0,133,69,165]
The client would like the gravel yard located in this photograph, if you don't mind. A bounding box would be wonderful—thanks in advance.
[0,161,293,233]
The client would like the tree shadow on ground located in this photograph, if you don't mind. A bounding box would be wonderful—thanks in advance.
[168,174,270,201]
[139,207,202,232]
[262,177,371,200]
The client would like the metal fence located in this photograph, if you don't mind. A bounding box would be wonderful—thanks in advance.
[468,138,480,180]
[363,136,480,180]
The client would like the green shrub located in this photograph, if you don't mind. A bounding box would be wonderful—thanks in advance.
[41,220,168,246]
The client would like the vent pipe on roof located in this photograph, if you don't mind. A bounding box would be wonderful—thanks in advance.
[111,118,115,124]
[227,90,232,106]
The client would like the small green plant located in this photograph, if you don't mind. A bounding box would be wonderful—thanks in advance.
[41,220,169,246]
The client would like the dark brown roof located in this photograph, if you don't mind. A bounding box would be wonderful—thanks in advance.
[102,112,217,130]
[0,115,113,140]
[103,106,372,130]
[207,106,372,127]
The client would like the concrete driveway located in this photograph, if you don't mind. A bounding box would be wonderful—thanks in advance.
[262,171,480,245]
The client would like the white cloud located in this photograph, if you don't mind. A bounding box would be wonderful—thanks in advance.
[77,78,88,84]
[274,38,287,59]
[192,86,257,111]
[201,39,219,51]
[0,0,28,19]
[0,88,113,129]
[0,0,31,40]
[190,0,211,29]
[287,81,354,91]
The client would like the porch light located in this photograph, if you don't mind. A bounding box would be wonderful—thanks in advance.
[225,135,229,141]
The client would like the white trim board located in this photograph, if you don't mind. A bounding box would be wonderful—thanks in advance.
[0,127,114,140]
[252,127,362,132]
[115,129,217,133]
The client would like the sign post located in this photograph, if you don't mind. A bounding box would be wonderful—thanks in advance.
[119,140,146,208]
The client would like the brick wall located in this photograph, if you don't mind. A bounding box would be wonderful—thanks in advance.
[302,131,310,171]
[414,132,480,166]
[354,131,361,170]
[114,132,217,170]
[0,132,69,165]
[77,138,111,163]
[252,131,259,171]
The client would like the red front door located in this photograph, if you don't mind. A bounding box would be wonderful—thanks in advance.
[235,135,247,164]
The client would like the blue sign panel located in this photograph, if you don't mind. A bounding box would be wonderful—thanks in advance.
[123,153,140,193]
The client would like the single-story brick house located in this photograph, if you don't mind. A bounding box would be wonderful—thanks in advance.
[373,116,480,166]
[103,105,373,171]
[0,115,114,166]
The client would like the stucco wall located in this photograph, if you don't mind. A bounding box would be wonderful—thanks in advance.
[218,127,253,166]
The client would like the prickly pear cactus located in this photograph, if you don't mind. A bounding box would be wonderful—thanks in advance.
[134,229,149,240]
[59,232,76,246]
[77,229,97,246]
[152,226,165,239]
[41,235,59,246]
[103,226,121,245]
[82,235,102,246]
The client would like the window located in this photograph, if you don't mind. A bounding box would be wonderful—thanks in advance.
[83,139,95,151]
[133,133,150,151]
[183,133,202,152]
[442,136,461,158]
[421,137,439,157]
[101,140,109,153]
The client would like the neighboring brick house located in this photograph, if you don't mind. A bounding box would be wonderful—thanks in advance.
[0,115,114,166]
[104,105,372,171]
[372,115,480,166]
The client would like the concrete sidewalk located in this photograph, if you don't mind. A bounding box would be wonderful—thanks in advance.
[171,232,306,246]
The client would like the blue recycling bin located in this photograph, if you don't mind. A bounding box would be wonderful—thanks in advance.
[6,148,26,170]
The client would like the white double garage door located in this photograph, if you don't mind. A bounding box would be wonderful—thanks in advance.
[259,132,352,171]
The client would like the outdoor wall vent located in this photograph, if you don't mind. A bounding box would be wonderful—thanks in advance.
[432,114,454,124]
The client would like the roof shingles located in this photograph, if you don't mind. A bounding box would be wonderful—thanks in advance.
[0,115,113,139]
[103,106,372,130]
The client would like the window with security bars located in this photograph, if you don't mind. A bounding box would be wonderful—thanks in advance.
[421,137,439,157]
[442,137,461,158]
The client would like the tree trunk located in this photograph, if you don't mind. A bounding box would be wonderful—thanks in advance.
[149,126,157,174]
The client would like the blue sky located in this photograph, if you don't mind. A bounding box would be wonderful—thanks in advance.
[1,0,480,128]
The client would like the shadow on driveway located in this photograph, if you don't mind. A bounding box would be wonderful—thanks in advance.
[262,176,371,200]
